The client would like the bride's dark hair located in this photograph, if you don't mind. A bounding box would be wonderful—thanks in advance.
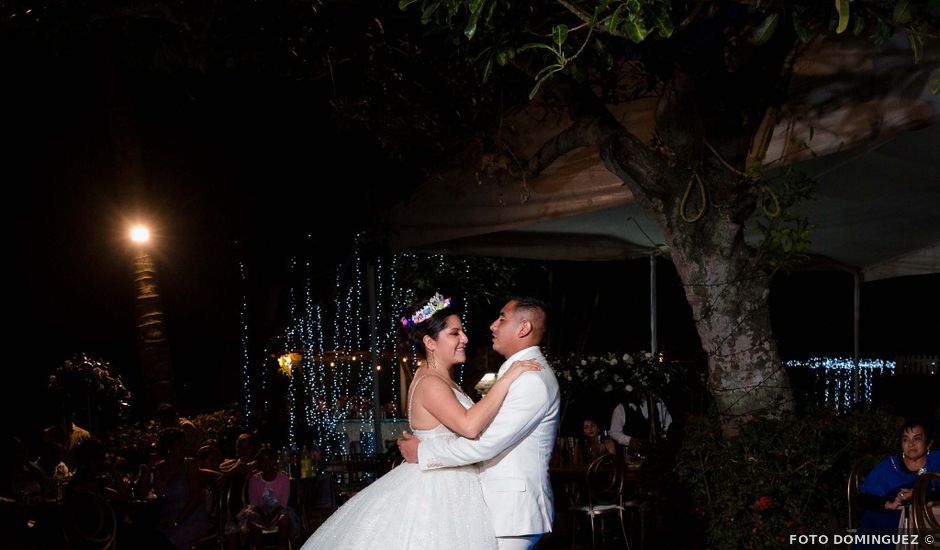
[398,294,459,358]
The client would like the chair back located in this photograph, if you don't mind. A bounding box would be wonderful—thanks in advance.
[62,490,117,550]
[911,472,940,534]
[584,454,624,510]
[847,455,879,530]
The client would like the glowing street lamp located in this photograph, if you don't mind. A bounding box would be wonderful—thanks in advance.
[130,225,150,243]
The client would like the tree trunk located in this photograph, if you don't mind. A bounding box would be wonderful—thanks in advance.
[663,211,793,425]
[601,127,793,432]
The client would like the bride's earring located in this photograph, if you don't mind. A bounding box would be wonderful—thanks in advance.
[428,351,437,370]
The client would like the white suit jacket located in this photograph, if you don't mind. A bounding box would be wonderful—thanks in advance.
[417,346,561,537]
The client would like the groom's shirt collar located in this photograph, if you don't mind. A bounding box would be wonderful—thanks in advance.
[498,346,541,377]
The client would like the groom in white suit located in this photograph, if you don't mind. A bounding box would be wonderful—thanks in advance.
[399,297,561,550]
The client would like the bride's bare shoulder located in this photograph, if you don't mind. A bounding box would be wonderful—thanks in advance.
[412,375,452,396]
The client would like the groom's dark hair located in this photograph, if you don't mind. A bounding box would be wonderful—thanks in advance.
[510,296,549,340]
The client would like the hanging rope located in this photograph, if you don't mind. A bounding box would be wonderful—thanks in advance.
[680,169,708,223]
[760,185,781,218]
[704,139,750,179]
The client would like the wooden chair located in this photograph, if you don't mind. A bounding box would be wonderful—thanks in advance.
[846,455,879,532]
[911,472,940,548]
[297,475,335,533]
[62,490,117,550]
[190,481,227,549]
[569,454,634,550]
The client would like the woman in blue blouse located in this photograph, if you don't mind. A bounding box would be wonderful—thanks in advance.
[857,418,939,546]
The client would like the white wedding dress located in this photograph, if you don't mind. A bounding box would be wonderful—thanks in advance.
[300,385,497,550]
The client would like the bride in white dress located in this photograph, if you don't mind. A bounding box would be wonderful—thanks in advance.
[300,293,541,550]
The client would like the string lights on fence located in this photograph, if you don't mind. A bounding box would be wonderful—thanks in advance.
[784,357,896,413]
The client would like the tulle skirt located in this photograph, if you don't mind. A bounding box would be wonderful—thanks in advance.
[300,462,496,550]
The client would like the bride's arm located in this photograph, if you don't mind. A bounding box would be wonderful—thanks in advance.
[420,360,541,439]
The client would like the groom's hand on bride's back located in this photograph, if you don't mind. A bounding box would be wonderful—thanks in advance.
[398,432,419,463]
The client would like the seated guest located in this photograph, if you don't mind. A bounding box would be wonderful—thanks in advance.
[610,392,672,456]
[196,444,223,473]
[42,412,92,470]
[156,404,203,458]
[149,428,210,550]
[219,433,258,549]
[67,437,132,504]
[3,438,43,505]
[31,441,68,502]
[580,418,616,462]
[237,446,299,550]
[857,418,939,547]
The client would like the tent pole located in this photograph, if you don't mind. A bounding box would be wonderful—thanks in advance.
[650,255,658,355]
[853,272,861,404]
[367,261,383,454]
[649,254,659,441]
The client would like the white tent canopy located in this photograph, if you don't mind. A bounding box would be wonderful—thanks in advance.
[387,37,940,281]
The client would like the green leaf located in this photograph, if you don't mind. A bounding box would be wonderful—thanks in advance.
[518,42,558,53]
[485,0,497,25]
[464,7,482,39]
[606,3,626,34]
[528,75,550,99]
[929,68,940,95]
[907,29,923,64]
[852,14,866,36]
[892,0,912,24]
[398,0,420,10]
[533,62,564,82]
[791,11,812,43]
[482,57,494,82]
[624,16,652,43]
[835,0,850,34]
[468,0,485,14]
[752,12,780,45]
[552,24,569,46]
[420,1,440,25]
[654,6,674,38]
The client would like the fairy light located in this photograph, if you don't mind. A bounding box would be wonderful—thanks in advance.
[785,357,895,412]
[386,254,404,417]
[270,243,496,459]
[353,237,377,453]
[458,258,472,386]
[260,346,270,414]
[331,267,345,457]
[302,267,316,431]
[286,257,299,444]
[239,260,253,422]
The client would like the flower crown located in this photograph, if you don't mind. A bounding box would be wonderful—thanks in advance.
[401,293,452,327]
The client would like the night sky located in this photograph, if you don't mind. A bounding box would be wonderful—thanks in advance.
[3,23,938,443]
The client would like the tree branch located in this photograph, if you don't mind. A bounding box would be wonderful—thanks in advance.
[654,70,704,165]
[491,76,624,180]
[525,112,620,177]
[554,0,628,39]
[746,41,806,172]
[600,130,678,201]
[673,0,706,35]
